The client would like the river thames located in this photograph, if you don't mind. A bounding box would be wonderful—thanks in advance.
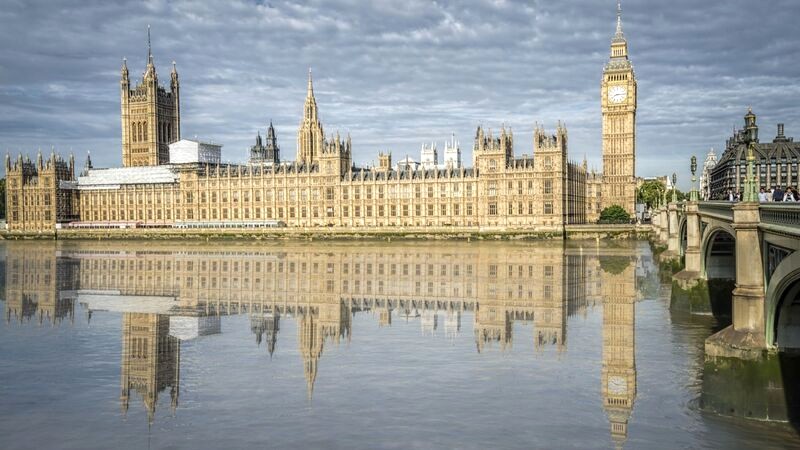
[0,240,797,449]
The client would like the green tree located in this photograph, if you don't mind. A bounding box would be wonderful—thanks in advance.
[637,180,665,208]
[599,205,631,224]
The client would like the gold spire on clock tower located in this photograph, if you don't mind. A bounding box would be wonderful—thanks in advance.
[601,0,637,215]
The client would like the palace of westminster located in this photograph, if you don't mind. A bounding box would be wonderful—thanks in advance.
[5,4,638,232]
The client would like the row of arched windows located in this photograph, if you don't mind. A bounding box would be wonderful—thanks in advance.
[159,121,173,143]
[132,121,147,142]
[131,121,175,143]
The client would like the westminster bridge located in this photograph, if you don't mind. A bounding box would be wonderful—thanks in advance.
[652,200,800,358]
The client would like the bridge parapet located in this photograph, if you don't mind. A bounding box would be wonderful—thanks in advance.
[698,202,734,222]
[759,203,800,231]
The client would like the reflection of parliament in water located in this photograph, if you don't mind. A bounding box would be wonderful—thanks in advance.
[3,242,638,446]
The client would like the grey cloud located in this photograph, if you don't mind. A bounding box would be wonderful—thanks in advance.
[1,0,799,189]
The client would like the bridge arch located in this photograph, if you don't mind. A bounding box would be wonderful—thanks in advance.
[766,251,800,349]
[700,222,736,279]
[698,224,736,322]
[679,216,688,257]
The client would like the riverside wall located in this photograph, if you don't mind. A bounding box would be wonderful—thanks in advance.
[0,224,652,241]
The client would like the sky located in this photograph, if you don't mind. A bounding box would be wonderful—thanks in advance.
[1,0,799,189]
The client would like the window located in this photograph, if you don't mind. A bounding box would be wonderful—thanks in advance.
[489,203,497,215]
[544,179,553,194]
[544,202,553,214]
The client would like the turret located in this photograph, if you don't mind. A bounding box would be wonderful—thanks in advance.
[171,61,180,141]
[378,152,392,172]
[82,151,93,176]
[121,58,129,87]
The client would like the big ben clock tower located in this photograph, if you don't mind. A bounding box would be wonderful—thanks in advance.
[601,1,637,215]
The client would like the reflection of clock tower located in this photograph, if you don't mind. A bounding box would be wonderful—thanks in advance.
[601,1,637,215]
[600,256,637,448]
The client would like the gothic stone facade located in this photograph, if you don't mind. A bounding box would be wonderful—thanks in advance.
[120,49,180,167]
[8,72,589,231]
[7,4,640,232]
[5,152,78,232]
[601,4,637,216]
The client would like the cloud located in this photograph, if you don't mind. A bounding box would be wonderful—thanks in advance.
[1,0,799,189]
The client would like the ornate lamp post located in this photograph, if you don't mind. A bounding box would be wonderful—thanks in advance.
[690,155,699,202]
[742,142,759,202]
[671,172,678,203]
[661,180,667,207]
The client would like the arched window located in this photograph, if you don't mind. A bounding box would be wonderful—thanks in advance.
[143,121,147,141]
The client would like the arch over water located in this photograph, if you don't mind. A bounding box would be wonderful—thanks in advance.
[701,227,736,280]
[766,251,800,349]
[679,217,687,257]
[698,226,736,323]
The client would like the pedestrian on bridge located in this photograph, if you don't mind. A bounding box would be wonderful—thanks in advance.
[773,186,785,202]
[785,187,797,202]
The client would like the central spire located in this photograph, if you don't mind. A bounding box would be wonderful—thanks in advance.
[615,1,624,38]
[307,68,314,98]
[147,25,153,64]
[297,69,324,165]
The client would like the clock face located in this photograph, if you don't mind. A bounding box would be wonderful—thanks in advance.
[608,376,628,395]
[608,85,627,104]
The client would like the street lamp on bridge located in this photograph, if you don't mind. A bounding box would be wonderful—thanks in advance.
[743,142,759,203]
[672,172,678,203]
[690,155,699,202]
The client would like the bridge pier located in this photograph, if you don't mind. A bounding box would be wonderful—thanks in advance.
[671,202,708,312]
[659,208,669,244]
[667,204,681,256]
[705,202,766,360]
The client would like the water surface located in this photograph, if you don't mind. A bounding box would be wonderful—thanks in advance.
[0,240,797,449]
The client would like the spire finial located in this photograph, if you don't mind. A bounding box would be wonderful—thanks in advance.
[147,25,153,64]
[307,68,314,97]
[616,0,623,36]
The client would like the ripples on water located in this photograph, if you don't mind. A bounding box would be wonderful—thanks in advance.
[0,240,798,449]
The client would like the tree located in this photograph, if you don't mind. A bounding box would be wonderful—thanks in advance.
[599,205,631,224]
[637,180,665,209]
